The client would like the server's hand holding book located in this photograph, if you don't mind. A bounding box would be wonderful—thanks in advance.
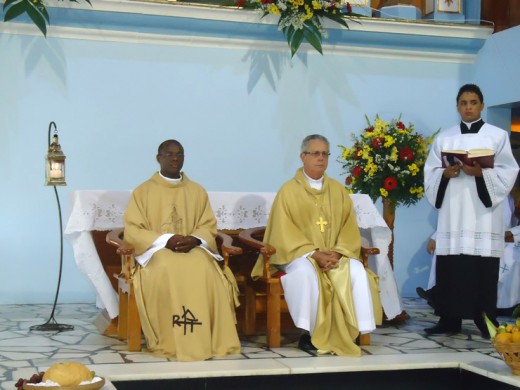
[441,148,495,169]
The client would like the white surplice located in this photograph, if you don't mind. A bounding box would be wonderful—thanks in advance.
[424,123,518,258]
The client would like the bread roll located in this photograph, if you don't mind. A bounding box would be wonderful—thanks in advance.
[42,362,93,386]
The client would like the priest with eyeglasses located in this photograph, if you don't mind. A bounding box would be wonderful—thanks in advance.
[252,134,381,356]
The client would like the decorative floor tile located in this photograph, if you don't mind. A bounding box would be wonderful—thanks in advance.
[270,347,313,358]
[1,299,519,389]
[360,345,405,354]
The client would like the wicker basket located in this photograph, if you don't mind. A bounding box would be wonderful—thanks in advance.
[494,342,520,375]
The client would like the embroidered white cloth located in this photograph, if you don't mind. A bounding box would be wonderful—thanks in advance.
[350,194,403,319]
[64,190,402,319]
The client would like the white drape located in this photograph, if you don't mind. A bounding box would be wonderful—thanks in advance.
[64,190,402,319]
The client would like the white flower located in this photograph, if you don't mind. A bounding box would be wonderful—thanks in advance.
[276,0,287,11]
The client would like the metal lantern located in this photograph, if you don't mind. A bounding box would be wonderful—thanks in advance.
[32,121,73,332]
[45,123,66,186]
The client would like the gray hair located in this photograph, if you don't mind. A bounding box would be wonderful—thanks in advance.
[301,134,329,153]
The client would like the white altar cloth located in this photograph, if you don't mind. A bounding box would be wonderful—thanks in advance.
[64,190,402,320]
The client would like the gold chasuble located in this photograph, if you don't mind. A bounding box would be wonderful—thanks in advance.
[124,173,240,361]
[252,168,381,356]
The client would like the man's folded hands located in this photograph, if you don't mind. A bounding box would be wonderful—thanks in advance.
[166,235,200,253]
[312,250,341,272]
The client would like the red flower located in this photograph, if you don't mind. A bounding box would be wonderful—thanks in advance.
[399,147,414,161]
[396,121,406,130]
[354,148,362,160]
[372,137,384,149]
[235,0,246,6]
[365,126,374,132]
[261,0,273,3]
[384,176,398,191]
[346,2,352,14]
[353,166,363,178]
[345,176,352,185]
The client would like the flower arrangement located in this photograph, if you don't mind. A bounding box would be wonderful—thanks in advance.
[339,115,434,207]
[245,0,362,56]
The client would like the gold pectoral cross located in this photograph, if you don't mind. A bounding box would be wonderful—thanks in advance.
[316,216,328,233]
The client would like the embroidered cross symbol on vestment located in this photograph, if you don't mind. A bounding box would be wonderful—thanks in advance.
[172,306,202,335]
[316,217,328,233]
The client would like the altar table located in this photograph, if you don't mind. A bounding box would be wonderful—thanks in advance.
[64,190,403,320]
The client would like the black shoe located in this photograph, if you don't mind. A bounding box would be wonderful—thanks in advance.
[383,310,411,325]
[416,287,435,309]
[424,323,461,335]
[298,333,317,352]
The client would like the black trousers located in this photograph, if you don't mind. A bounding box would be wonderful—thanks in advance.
[435,254,499,320]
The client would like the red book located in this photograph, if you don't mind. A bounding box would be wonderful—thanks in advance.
[441,148,495,168]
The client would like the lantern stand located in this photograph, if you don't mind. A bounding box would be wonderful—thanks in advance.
[30,122,74,332]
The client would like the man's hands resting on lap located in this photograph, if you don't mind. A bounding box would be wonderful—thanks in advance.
[312,250,341,272]
[166,235,201,253]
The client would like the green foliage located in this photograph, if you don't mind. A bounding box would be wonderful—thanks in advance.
[250,0,362,57]
[3,0,91,36]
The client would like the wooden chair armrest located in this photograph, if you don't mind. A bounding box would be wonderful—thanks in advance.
[360,246,380,268]
[361,247,380,256]
[217,231,243,256]
[216,231,243,268]
[238,227,276,257]
[238,227,276,280]
[106,228,135,256]
[106,228,136,279]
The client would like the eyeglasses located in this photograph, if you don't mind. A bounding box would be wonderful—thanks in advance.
[303,151,330,158]
[159,153,184,158]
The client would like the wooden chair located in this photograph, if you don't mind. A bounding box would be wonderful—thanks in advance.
[238,226,379,348]
[106,228,243,352]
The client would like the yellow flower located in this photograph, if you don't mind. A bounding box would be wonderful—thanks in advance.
[304,4,313,19]
[380,188,388,197]
[362,131,377,139]
[362,145,372,160]
[390,146,398,162]
[312,0,322,9]
[342,148,351,160]
[267,4,280,14]
[384,135,395,148]
[409,186,424,198]
[365,162,378,176]
[374,118,388,133]
[409,163,419,176]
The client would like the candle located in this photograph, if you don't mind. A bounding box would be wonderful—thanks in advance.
[49,169,62,179]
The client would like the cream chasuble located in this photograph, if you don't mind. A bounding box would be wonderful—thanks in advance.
[252,168,381,356]
[124,173,240,361]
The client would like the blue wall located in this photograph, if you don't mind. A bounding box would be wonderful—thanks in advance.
[0,4,516,305]
[475,26,520,108]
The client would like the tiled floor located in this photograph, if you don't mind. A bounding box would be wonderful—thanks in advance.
[1,298,520,389]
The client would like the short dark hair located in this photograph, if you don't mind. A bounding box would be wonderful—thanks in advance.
[456,84,484,104]
[301,134,329,153]
[158,139,183,154]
